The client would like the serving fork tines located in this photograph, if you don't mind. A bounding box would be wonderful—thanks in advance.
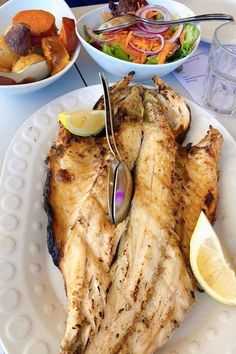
[99,72,133,224]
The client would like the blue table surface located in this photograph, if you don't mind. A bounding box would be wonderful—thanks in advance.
[66,0,108,6]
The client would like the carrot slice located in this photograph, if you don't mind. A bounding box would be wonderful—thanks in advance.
[125,30,133,47]
[180,31,186,45]
[140,52,147,63]
[157,43,175,64]
[105,31,141,58]
[163,28,174,39]
[146,11,159,19]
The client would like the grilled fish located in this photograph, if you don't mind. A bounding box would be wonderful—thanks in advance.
[44,82,144,353]
[173,127,223,263]
[44,76,222,354]
[84,91,195,354]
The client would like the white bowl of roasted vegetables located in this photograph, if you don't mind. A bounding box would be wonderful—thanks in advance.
[0,0,80,94]
[76,0,200,80]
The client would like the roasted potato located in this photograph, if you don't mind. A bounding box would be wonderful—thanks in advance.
[59,17,78,56]
[41,36,70,76]
[4,23,31,56]
[0,65,10,72]
[12,53,45,73]
[0,36,20,68]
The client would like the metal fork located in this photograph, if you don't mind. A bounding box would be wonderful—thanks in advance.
[94,13,234,34]
[99,72,133,224]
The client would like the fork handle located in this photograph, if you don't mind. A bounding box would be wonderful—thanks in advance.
[141,13,234,26]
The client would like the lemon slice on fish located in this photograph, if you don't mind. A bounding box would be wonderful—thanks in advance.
[58,110,105,136]
[190,211,236,306]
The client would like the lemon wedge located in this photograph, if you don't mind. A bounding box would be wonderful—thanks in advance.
[190,211,236,306]
[58,110,105,136]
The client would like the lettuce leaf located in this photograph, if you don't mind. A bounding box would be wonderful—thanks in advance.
[102,44,114,57]
[102,44,131,61]
[155,13,164,20]
[83,25,93,44]
[181,24,200,57]
[146,55,158,65]
[168,24,200,62]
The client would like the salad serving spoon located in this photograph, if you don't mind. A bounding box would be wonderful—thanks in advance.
[0,60,50,84]
[94,13,234,34]
[99,72,133,225]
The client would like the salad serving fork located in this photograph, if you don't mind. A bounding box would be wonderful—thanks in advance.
[94,13,234,34]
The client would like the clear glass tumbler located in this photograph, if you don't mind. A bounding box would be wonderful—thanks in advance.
[203,21,236,117]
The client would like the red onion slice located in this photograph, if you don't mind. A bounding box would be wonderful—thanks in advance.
[165,24,183,43]
[128,34,164,55]
[136,22,169,34]
[171,42,180,54]
[132,29,157,39]
[135,6,145,17]
[139,5,172,20]
[135,4,172,34]
[142,22,169,34]
[87,28,115,43]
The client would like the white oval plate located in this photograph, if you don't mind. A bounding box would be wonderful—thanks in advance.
[182,0,236,43]
[0,85,236,354]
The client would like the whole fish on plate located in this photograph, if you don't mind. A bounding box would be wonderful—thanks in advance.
[44,75,222,354]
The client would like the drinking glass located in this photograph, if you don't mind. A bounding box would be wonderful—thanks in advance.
[203,21,236,117]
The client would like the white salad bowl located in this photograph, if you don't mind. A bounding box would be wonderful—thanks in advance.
[0,0,80,95]
[76,0,200,81]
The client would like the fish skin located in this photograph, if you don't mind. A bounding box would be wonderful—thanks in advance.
[84,91,195,354]
[173,126,223,264]
[152,76,191,143]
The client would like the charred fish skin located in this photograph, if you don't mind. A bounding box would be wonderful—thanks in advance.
[43,170,61,267]
[84,91,195,354]
[43,125,75,268]
[173,126,223,264]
